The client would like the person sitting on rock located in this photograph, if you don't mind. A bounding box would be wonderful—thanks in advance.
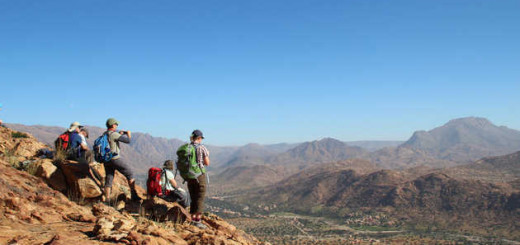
[103,118,141,202]
[55,121,82,154]
[68,127,93,163]
[160,160,189,208]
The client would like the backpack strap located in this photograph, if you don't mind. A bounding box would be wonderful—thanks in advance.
[161,168,168,196]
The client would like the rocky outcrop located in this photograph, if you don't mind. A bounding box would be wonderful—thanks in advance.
[34,158,68,192]
[0,125,263,244]
[139,197,191,223]
[60,160,104,199]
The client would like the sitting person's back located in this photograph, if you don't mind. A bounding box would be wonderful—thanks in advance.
[160,160,189,208]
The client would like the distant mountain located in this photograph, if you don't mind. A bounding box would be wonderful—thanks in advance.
[370,146,456,169]
[211,164,288,194]
[443,150,520,183]
[402,117,520,161]
[263,143,300,153]
[233,165,519,236]
[268,138,368,167]
[346,140,404,151]
[370,117,520,168]
[217,143,276,169]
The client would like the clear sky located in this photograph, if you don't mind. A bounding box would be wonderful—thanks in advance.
[1,0,519,145]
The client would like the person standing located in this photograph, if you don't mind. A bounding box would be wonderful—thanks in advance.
[103,118,141,202]
[186,130,210,229]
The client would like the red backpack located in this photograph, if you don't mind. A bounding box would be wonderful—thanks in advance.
[55,132,70,151]
[147,167,164,197]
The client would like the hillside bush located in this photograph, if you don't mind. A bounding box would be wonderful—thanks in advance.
[11,132,29,138]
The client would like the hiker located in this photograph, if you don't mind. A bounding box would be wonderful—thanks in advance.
[68,127,93,163]
[102,118,141,202]
[160,160,189,208]
[180,129,210,229]
[55,121,82,154]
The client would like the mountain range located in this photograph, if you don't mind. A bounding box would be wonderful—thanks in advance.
[5,117,520,240]
[229,152,520,239]
[7,116,520,179]
[4,125,399,174]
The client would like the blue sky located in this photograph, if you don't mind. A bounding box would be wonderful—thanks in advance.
[1,0,519,145]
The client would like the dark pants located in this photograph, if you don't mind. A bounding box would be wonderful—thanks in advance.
[104,158,134,188]
[187,174,207,214]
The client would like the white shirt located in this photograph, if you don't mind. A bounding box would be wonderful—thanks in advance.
[159,169,176,191]
[79,134,88,147]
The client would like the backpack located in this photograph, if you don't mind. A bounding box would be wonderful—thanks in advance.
[176,143,205,181]
[147,167,165,197]
[54,132,71,151]
[93,132,115,163]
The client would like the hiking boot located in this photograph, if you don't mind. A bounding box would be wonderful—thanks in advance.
[190,221,207,229]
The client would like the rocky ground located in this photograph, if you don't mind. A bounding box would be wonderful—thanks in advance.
[0,126,263,245]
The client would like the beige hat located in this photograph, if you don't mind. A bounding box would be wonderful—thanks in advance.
[163,160,174,170]
[68,121,82,132]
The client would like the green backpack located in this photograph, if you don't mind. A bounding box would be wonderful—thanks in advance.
[176,143,206,181]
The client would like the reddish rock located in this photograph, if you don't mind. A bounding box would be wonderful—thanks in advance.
[140,198,191,223]
[0,126,263,245]
[60,160,103,199]
[34,159,68,193]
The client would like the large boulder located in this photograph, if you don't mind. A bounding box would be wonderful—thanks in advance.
[59,160,103,199]
[34,159,67,192]
[140,198,191,224]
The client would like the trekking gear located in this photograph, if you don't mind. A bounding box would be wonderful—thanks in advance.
[55,132,71,151]
[176,143,206,181]
[147,167,165,197]
[93,132,115,163]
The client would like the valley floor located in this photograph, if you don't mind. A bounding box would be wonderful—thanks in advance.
[206,197,520,245]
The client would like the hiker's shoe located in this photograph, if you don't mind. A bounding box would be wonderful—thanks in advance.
[191,221,207,229]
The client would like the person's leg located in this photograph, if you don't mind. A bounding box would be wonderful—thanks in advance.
[128,178,140,200]
[195,174,207,220]
[104,162,115,201]
[187,179,199,220]
[177,189,189,208]
[169,189,189,208]
[111,158,140,201]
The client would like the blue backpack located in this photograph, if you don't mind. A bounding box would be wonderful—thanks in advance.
[93,132,115,163]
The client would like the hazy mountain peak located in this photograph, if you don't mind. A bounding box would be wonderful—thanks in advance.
[401,117,520,162]
[317,137,343,143]
[445,117,494,128]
